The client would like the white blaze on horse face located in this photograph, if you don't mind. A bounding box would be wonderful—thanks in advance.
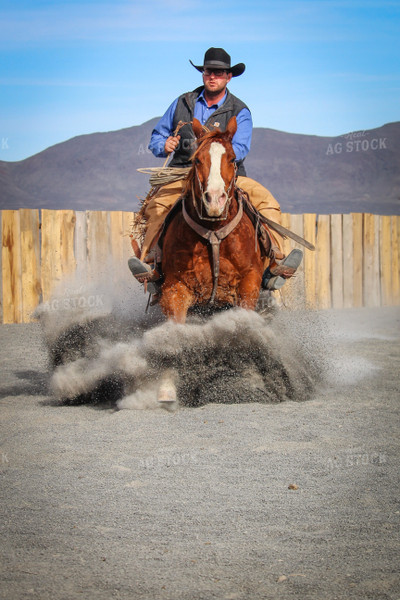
[205,142,227,216]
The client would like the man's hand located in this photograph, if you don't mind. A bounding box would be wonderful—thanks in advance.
[164,135,181,154]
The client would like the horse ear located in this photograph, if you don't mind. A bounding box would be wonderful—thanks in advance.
[192,118,203,139]
[225,116,237,140]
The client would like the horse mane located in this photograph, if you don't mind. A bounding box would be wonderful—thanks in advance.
[183,128,234,197]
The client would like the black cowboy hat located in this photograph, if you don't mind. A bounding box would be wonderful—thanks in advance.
[190,47,245,77]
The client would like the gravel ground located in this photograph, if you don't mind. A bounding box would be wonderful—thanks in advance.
[0,306,399,600]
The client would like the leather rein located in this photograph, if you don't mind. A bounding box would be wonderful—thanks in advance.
[182,183,243,305]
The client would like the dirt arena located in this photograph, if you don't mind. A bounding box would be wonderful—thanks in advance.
[0,305,399,600]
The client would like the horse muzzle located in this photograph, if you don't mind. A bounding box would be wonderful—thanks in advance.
[203,190,228,217]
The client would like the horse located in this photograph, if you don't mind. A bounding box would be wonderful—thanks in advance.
[159,115,268,324]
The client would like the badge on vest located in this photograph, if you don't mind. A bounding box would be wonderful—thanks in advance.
[213,122,220,127]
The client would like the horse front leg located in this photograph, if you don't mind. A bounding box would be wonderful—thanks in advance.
[157,281,193,408]
[160,280,193,324]
[237,271,263,310]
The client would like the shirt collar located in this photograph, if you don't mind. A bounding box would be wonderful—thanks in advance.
[198,89,227,109]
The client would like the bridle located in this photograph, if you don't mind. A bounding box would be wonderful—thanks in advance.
[182,193,243,305]
[191,148,237,222]
[183,156,242,304]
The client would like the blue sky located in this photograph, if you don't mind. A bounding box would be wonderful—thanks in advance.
[0,0,399,161]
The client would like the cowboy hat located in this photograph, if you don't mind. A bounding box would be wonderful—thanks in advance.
[190,47,245,77]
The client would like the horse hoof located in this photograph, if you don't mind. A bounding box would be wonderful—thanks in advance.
[159,399,178,412]
[158,385,176,403]
[158,388,178,411]
[157,370,178,406]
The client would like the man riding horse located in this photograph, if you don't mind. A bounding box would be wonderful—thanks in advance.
[129,47,302,298]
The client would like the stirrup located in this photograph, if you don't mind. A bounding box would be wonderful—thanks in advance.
[262,249,303,291]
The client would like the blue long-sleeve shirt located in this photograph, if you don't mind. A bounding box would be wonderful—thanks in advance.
[148,89,252,161]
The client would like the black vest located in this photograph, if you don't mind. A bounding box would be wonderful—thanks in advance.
[169,86,249,176]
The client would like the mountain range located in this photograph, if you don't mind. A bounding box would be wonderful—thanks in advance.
[0,119,399,215]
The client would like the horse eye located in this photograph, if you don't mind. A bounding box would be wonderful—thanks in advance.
[230,158,236,164]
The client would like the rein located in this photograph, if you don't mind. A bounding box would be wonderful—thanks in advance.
[182,193,243,304]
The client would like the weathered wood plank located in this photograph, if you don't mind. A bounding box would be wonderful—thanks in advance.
[2,210,23,323]
[109,211,124,264]
[279,213,292,306]
[352,213,363,307]
[122,211,136,263]
[41,210,63,302]
[280,213,293,259]
[315,215,331,309]
[303,213,317,309]
[59,210,77,279]
[74,211,87,280]
[342,214,354,308]
[287,213,305,308]
[380,215,392,306]
[109,211,127,283]
[86,211,110,282]
[392,216,400,305]
[330,214,343,309]
[363,213,381,307]
[20,209,41,322]
[289,215,304,252]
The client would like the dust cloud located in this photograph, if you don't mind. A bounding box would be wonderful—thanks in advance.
[35,266,356,410]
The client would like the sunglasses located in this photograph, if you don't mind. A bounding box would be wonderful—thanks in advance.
[203,69,228,77]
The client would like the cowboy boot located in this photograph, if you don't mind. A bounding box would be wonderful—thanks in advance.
[128,257,161,295]
[262,249,303,291]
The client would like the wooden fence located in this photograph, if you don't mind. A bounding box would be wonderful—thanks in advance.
[1,209,399,323]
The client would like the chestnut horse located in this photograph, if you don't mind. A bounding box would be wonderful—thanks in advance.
[159,116,267,324]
